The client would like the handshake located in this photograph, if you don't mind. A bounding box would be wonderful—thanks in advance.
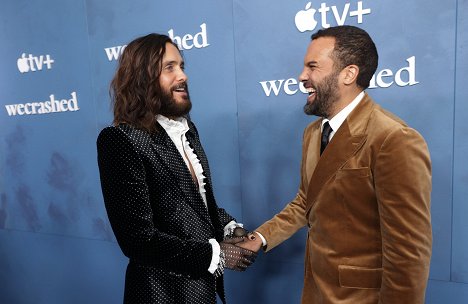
[218,227,263,273]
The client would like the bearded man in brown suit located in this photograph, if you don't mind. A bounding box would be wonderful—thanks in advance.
[240,25,432,304]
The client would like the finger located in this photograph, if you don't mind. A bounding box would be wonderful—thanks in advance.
[247,254,257,263]
[231,260,247,271]
[242,252,256,264]
[235,261,250,271]
[240,248,257,257]
[240,257,254,267]
[223,237,245,244]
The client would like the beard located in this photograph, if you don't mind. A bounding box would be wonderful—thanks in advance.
[303,70,341,118]
[159,82,192,118]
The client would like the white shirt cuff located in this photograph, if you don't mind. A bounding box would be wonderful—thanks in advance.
[255,231,267,246]
[208,239,220,274]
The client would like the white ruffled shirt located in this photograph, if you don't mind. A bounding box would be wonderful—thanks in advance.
[156,115,240,274]
[156,115,208,205]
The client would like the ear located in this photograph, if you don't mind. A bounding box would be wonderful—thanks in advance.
[342,65,359,85]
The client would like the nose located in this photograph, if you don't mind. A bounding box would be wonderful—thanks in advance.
[299,68,308,83]
[177,67,187,82]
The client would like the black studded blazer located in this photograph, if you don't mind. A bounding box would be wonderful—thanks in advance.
[97,121,235,304]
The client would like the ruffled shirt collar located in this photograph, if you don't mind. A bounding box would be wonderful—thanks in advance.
[156,115,207,205]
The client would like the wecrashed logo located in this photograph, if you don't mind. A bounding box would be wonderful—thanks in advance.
[295,1,371,32]
[259,56,419,97]
[369,56,418,88]
[4,92,80,116]
[169,23,209,50]
[104,23,209,62]
[17,53,54,73]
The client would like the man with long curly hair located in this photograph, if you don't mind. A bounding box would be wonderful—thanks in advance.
[97,33,256,304]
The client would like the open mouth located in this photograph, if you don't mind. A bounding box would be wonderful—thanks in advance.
[306,87,316,95]
[306,86,316,103]
[172,83,187,93]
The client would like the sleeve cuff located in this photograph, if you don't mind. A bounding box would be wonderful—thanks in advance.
[208,239,220,274]
[255,231,267,246]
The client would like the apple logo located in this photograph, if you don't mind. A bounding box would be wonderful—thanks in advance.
[295,2,318,33]
[17,53,30,73]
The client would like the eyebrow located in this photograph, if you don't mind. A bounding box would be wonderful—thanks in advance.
[163,60,184,66]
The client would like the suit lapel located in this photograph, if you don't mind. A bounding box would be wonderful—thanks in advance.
[305,94,374,216]
[304,122,322,184]
[186,122,225,241]
[150,125,214,229]
[186,123,212,188]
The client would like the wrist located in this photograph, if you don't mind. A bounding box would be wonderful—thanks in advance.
[214,250,225,277]
[251,231,267,247]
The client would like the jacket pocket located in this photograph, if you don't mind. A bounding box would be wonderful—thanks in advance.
[335,167,371,179]
[338,265,382,289]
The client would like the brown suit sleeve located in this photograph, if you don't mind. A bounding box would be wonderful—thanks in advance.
[374,127,432,303]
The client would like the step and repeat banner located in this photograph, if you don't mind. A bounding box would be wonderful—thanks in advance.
[1,0,467,303]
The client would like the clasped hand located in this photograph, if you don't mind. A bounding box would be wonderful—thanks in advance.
[219,227,263,271]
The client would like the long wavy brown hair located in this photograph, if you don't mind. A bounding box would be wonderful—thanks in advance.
[110,33,180,132]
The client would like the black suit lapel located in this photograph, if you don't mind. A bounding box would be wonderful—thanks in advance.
[150,125,214,230]
[186,122,225,242]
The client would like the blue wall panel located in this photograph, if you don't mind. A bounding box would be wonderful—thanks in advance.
[225,258,304,303]
[426,279,468,304]
[0,0,106,240]
[452,0,468,284]
[0,230,126,304]
[0,0,467,303]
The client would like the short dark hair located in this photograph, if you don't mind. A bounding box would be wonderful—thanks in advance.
[311,25,378,89]
[110,33,180,132]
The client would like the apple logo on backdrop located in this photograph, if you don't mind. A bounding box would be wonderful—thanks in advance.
[17,53,30,73]
[295,2,317,32]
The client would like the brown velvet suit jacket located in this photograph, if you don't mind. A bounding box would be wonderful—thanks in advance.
[256,93,432,304]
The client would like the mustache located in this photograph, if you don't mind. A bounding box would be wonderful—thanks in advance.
[171,82,188,91]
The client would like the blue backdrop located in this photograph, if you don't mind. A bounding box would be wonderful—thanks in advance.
[1,0,467,303]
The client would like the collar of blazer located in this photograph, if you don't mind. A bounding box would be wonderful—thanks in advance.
[305,93,375,217]
[150,120,215,231]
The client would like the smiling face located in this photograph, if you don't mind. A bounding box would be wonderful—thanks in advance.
[299,37,342,118]
[158,43,192,118]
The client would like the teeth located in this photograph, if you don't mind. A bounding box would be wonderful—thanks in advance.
[306,87,316,95]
